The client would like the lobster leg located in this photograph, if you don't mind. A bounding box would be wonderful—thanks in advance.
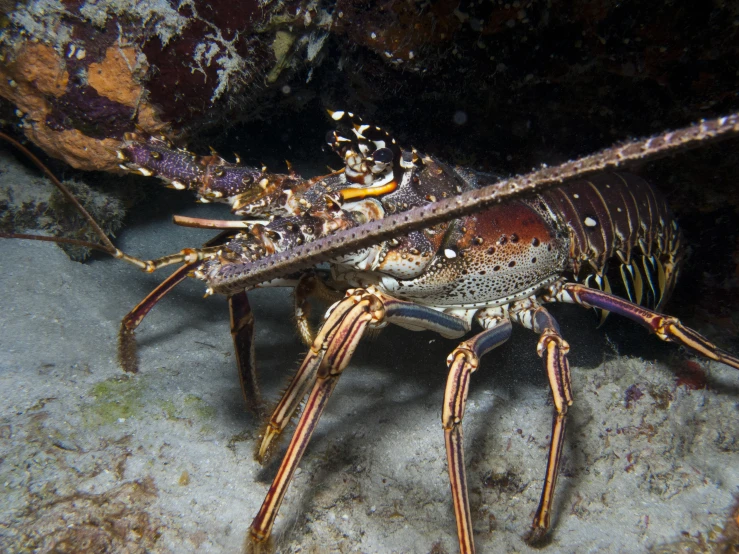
[247,288,385,553]
[443,318,513,554]
[256,291,470,463]
[229,291,264,417]
[511,303,573,544]
[119,266,264,414]
[553,283,739,369]
[293,272,344,347]
[255,291,365,463]
[118,261,199,373]
[294,273,319,347]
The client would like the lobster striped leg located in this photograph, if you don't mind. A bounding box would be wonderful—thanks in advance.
[247,292,378,549]
[255,291,470,463]
[229,291,264,417]
[120,271,265,416]
[293,272,345,347]
[443,318,513,554]
[512,303,573,544]
[247,289,387,552]
[118,261,200,373]
[554,283,739,370]
[248,288,473,551]
[254,291,362,463]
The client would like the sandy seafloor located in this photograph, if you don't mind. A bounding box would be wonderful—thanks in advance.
[0,150,738,554]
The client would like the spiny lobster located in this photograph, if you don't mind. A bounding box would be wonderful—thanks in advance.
[2,111,738,553]
[111,111,738,553]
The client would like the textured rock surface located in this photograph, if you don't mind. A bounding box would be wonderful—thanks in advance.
[1,1,737,177]
[0,0,330,169]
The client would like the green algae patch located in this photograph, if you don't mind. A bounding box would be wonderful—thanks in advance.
[156,394,217,423]
[183,394,216,420]
[182,395,217,435]
[81,377,217,431]
[83,375,147,427]
[160,399,178,420]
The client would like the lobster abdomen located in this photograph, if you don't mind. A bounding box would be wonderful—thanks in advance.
[538,172,682,310]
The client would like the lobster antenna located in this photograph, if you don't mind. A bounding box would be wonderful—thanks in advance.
[0,132,176,272]
[210,112,739,293]
[0,131,118,255]
[0,231,117,253]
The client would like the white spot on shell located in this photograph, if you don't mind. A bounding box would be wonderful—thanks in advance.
[573,193,580,199]
[444,249,457,259]
[330,110,345,120]
[584,217,597,227]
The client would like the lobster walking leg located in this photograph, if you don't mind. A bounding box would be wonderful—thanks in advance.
[256,291,471,463]
[247,289,385,552]
[294,273,319,347]
[229,291,264,416]
[512,304,573,543]
[553,283,739,370]
[293,272,344,347]
[255,292,366,462]
[118,261,200,373]
[443,319,513,554]
[119,264,264,414]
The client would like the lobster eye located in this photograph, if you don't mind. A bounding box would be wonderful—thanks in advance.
[372,147,393,163]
